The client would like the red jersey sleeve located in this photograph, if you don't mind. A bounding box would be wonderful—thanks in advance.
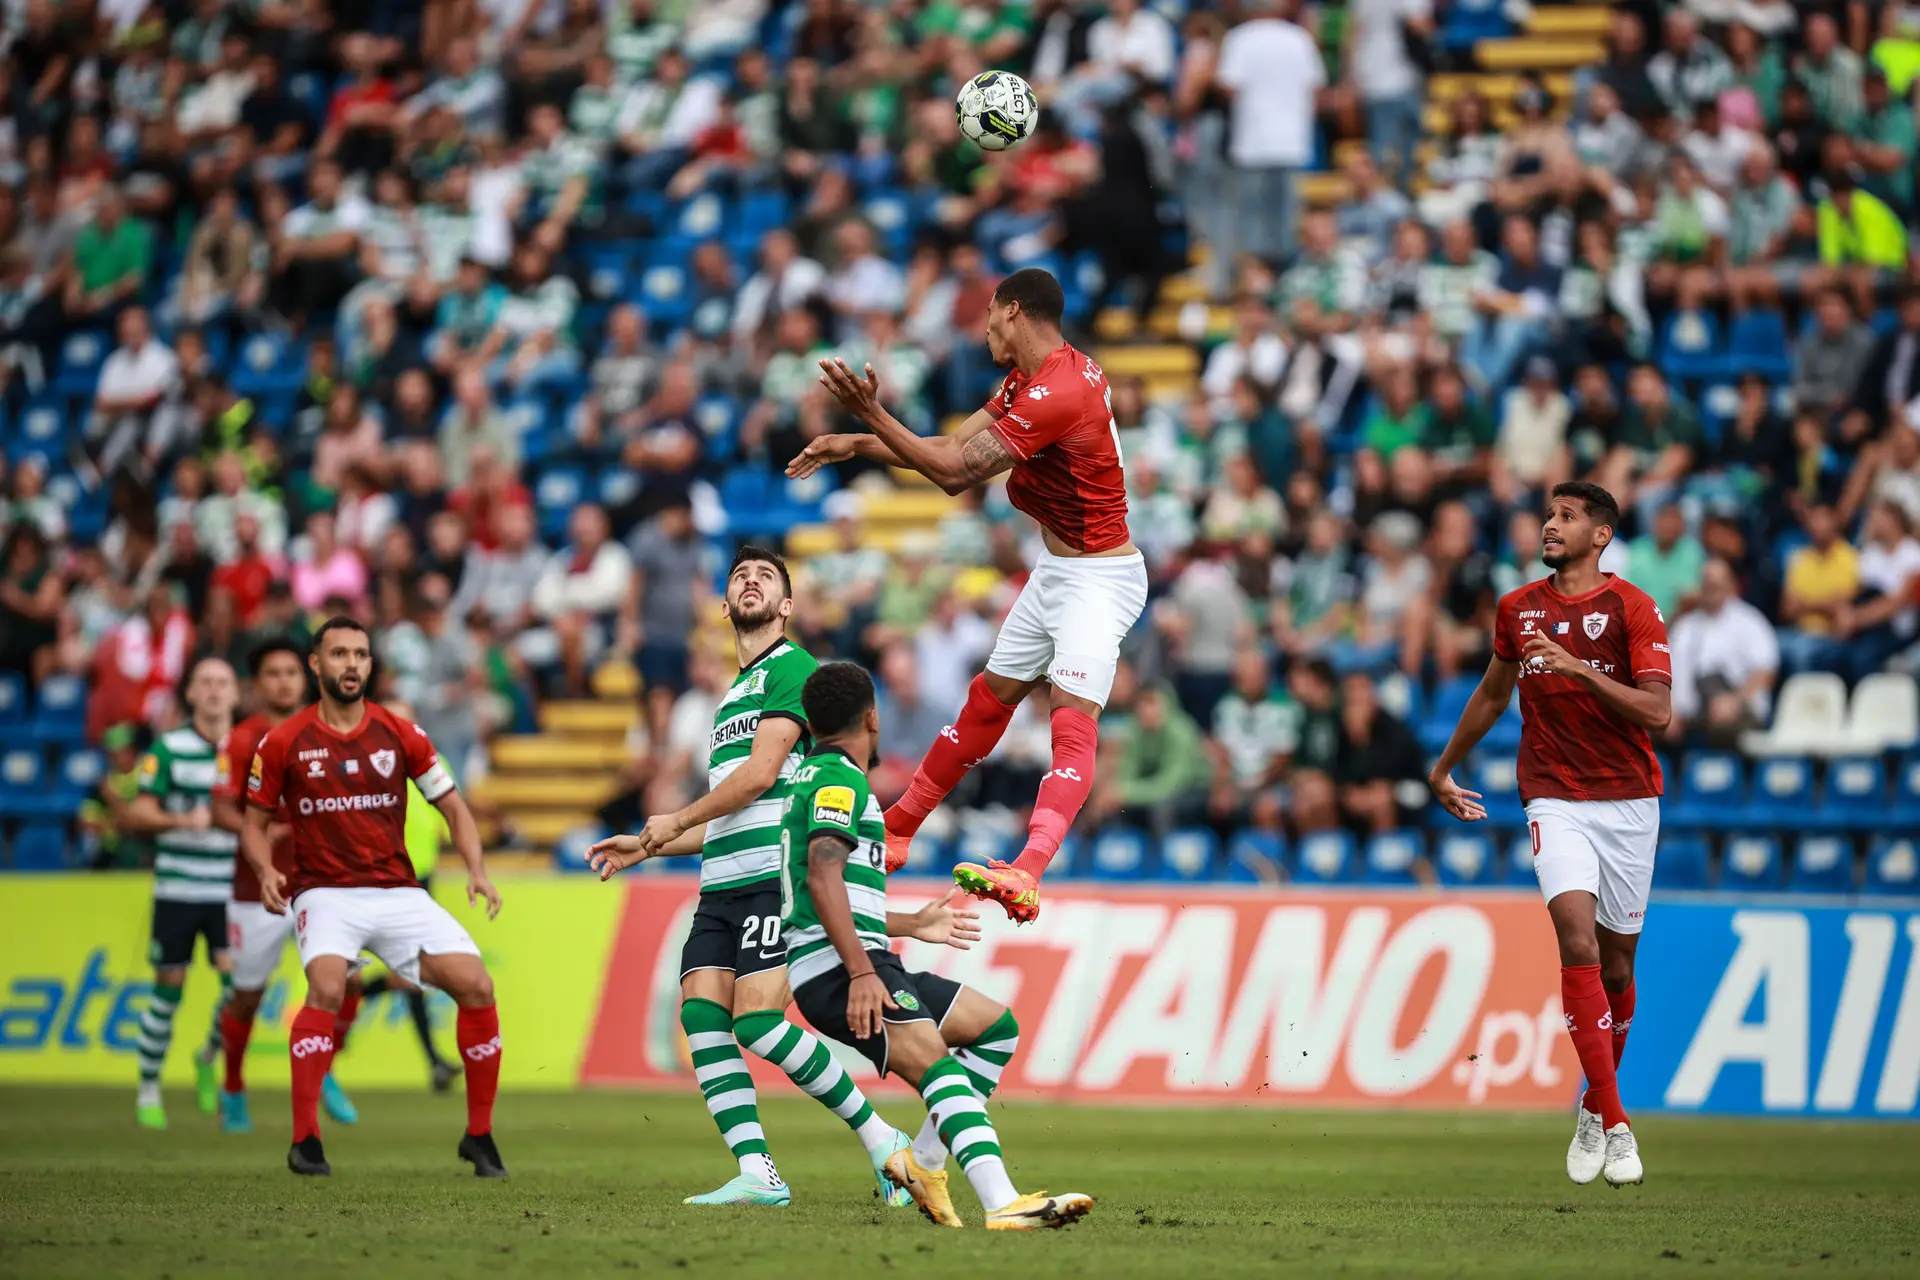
[987,376,1081,464]
[247,725,287,811]
[1625,588,1672,685]
[1492,592,1522,663]
[396,714,458,802]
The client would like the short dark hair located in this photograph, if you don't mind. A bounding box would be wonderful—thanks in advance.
[311,615,370,654]
[248,637,305,678]
[729,544,792,597]
[801,661,875,739]
[992,267,1065,326]
[1550,481,1621,531]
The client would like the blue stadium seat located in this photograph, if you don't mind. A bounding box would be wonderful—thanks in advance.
[1652,834,1711,890]
[53,329,111,398]
[1362,830,1425,884]
[15,400,67,451]
[899,831,955,875]
[0,673,23,722]
[952,826,1016,871]
[1728,310,1793,383]
[597,468,641,510]
[1865,837,1919,895]
[1472,756,1525,826]
[8,822,69,871]
[28,675,86,747]
[1225,830,1286,883]
[533,467,587,542]
[1158,827,1220,882]
[737,191,792,237]
[550,824,611,873]
[230,333,305,396]
[1483,701,1524,753]
[1419,675,1478,751]
[1088,827,1149,880]
[1896,752,1920,824]
[1749,756,1815,829]
[1817,756,1887,830]
[1720,834,1782,891]
[863,192,914,259]
[676,192,728,239]
[1789,835,1854,893]
[58,747,106,796]
[1434,831,1497,886]
[1503,828,1537,886]
[1294,830,1355,884]
[0,747,45,814]
[1657,310,1725,384]
[1669,751,1745,830]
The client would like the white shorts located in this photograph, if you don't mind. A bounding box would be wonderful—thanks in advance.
[291,886,481,988]
[985,549,1147,708]
[1526,796,1661,935]
[228,899,295,990]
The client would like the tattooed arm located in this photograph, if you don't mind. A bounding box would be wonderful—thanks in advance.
[811,360,1018,494]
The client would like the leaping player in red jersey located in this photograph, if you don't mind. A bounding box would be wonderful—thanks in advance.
[1430,482,1671,1190]
[209,638,362,1136]
[790,267,1145,925]
[244,617,506,1179]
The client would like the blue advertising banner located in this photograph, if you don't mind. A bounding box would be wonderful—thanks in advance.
[1621,899,1920,1118]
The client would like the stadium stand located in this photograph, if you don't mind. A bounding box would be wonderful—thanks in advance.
[1,0,1918,898]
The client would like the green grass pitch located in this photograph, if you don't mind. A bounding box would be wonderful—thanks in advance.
[2,1086,1915,1278]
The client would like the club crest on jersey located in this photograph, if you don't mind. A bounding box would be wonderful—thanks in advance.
[718,668,769,709]
[1583,612,1610,640]
[369,749,397,778]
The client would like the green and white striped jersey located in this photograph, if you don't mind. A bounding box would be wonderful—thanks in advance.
[779,747,888,989]
[701,639,816,893]
[138,726,236,904]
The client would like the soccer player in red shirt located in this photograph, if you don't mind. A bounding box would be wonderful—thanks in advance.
[791,268,1144,924]
[1430,482,1670,1189]
[244,617,506,1178]
[209,639,360,1135]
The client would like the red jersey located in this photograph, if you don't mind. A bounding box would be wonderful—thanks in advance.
[1493,574,1672,803]
[247,702,456,897]
[216,711,294,904]
[984,343,1131,553]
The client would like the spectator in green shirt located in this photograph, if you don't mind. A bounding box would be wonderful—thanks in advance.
[1360,361,1430,460]
[1087,681,1211,835]
[1626,503,1706,620]
[66,186,152,326]
[1596,364,1707,523]
[1856,68,1917,216]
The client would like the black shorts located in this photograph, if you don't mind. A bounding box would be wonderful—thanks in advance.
[792,949,962,1077]
[149,899,228,968]
[679,884,788,981]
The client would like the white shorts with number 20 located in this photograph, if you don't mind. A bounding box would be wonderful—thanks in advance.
[1526,796,1661,935]
[985,548,1148,708]
[228,899,296,990]
[291,886,480,987]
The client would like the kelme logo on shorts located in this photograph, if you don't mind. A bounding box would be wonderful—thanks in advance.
[892,990,921,1012]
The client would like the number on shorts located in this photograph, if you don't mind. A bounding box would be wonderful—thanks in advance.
[1529,821,1541,859]
[229,920,243,949]
[742,914,780,953]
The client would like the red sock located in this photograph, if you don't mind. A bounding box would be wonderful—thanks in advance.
[1608,982,1635,1068]
[1580,982,1637,1112]
[334,987,362,1054]
[1562,965,1627,1128]
[885,674,1018,838]
[288,1005,338,1143]
[1012,706,1099,878]
[221,1007,254,1094]
[456,1004,502,1137]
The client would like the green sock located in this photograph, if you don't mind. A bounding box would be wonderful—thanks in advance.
[913,1010,1019,1171]
[681,998,780,1186]
[201,971,233,1062]
[918,1056,1016,1211]
[735,1010,897,1158]
[137,983,184,1085]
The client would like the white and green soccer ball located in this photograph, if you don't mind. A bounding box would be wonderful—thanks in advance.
[955,70,1039,152]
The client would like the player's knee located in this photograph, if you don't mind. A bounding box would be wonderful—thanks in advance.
[1555,933,1602,968]
[227,988,264,1021]
[1601,954,1636,992]
[460,971,496,1007]
[886,1022,947,1083]
[304,974,347,1012]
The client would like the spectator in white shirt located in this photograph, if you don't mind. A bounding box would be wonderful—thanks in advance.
[86,305,179,480]
[406,37,508,136]
[1201,296,1289,417]
[1668,556,1779,746]
[1348,0,1434,187]
[732,228,826,352]
[617,48,723,189]
[825,221,904,340]
[523,503,633,695]
[273,159,371,321]
[1211,0,1324,296]
[1055,0,1177,132]
[1844,500,1920,678]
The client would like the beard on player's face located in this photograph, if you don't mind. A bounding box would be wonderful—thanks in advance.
[729,595,783,630]
[320,671,366,704]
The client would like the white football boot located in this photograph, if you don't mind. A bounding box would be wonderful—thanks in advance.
[1566,1108,1606,1184]
[1602,1123,1644,1187]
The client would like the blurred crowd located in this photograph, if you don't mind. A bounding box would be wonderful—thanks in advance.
[3,0,1920,864]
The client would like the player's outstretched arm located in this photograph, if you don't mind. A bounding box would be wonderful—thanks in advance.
[1429,654,1521,822]
[431,789,501,919]
[814,359,1016,495]
[636,716,803,856]
[586,821,708,879]
[807,833,897,1038]
[888,889,983,950]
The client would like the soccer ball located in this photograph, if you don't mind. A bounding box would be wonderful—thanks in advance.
[956,70,1039,152]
